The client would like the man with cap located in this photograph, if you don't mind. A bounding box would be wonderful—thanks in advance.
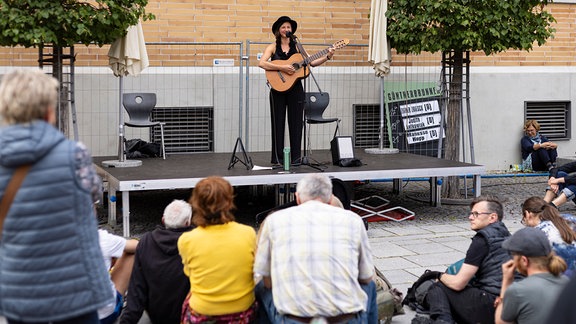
[258,16,335,166]
[495,227,569,324]
[426,196,512,324]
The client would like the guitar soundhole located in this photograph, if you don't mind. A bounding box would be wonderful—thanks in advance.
[292,63,301,70]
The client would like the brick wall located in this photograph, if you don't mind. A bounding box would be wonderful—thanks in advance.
[0,1,574,67]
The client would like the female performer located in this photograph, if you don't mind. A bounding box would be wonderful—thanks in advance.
[259,16,334,165]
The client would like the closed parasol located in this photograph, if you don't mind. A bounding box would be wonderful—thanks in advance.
[366,0,397,154]
[103,21,149,167]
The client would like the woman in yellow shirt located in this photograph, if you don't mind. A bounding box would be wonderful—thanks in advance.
[178,176,257,323]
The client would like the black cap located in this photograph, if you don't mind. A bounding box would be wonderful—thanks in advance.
[502,227,551,257]
[272,16,297,34]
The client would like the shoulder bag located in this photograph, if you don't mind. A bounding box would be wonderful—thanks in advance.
[0,165,32,239]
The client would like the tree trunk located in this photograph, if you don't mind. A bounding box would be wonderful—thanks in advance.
[442,51,463,198]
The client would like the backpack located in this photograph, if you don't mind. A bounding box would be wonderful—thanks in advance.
[402,270,442,312]
[125,138,161,158]
[374,267,405,323]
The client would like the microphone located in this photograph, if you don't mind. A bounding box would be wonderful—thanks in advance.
[286,31,296,39]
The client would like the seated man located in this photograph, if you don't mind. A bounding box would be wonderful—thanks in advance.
[120,200,193,324]
[426,196,512,324]
[98,228,139,324]
[495,227,569,324]
[254,173,377,323]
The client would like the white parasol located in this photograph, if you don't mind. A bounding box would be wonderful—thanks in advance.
[366,0,397,154]
[103,21,149,167]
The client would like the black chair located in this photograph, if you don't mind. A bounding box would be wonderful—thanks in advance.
[304,92,340,156]
[305,92,339,125]
[123,93,166,159]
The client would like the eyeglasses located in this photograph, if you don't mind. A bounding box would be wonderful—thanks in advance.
[469,211,493,218]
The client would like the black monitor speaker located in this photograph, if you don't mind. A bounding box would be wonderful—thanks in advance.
[330,136,355,165]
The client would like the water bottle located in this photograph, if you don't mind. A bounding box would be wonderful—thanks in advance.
[283,147,290,171]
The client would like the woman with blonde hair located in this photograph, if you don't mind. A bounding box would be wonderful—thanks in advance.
[521,119,558,171]
[521,196,576,276]
[178,176,257,323]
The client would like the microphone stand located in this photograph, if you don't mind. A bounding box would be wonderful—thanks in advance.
[292,36,323,172]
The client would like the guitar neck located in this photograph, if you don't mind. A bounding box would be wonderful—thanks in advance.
[303,48,330,65]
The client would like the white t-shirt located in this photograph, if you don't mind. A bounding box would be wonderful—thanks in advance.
[97,229,127,319]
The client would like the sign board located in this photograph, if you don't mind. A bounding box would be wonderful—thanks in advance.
[398,100,444,144]
[384,82,445,156]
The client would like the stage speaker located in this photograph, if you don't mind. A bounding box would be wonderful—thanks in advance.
[330,136,355,165]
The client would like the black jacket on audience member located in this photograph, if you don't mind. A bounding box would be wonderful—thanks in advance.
[120,225,192,324]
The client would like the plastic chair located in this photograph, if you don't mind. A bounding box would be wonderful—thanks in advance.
[305,92,339,126]
[123,93,166,159]
[304,92,340,157]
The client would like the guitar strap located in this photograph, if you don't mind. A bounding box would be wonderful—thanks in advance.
[0,165,32,239]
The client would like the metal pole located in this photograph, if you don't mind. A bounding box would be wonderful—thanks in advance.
[118,76,125,162]
[244,40,251,149]
[238,42,244,141]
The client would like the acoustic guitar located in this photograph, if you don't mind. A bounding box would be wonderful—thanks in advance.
[266,39,349,92]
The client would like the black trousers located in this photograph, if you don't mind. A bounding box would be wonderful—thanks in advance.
[427,281,497,324]
[269,82,304,164]
[531,147,558,171]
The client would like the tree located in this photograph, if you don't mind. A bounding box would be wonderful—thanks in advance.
[0,0,154,134]
[386,0,555,198]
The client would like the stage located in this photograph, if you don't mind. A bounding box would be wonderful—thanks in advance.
[94,150,485,236]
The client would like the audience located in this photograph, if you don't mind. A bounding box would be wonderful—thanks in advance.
[98,229,138,324]
[544,160,576,208]
[495,227,568,324]
[521,196,576,276]
[120,200,193,324]
[425,196,511,324]
[178,176,257,323]
[254,173,377,323]
[0,69,112,323]
[521,119,557,172]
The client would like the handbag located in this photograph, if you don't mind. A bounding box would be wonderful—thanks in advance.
[0,165,32,238]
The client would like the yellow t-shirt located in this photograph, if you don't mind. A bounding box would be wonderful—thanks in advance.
[178,221,256,315]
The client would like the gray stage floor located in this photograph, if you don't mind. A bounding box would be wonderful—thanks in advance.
[93,150,485,236]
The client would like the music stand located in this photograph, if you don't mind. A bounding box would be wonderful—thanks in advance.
[228,137,253,170]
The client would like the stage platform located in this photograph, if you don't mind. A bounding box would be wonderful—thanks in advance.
[94,150,485,236]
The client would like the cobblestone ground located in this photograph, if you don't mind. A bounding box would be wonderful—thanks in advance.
[98,173,565,237]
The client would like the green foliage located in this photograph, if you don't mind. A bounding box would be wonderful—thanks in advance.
[0,0,155,47]
[387,0,556,55]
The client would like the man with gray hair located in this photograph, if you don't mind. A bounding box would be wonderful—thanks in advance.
[120,200,193,324]
[254,173,377,323]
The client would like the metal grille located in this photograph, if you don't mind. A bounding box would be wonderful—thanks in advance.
[353,104,390,148]
[525,101,570,140]
[152,107,214,153]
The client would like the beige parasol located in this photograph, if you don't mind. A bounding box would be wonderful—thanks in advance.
[366,0,396,154]
[103,21,149,167]
[368,0,391,77]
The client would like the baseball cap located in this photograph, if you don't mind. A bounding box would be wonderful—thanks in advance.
[502,227,551,257]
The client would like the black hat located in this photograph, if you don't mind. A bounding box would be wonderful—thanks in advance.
[502,227,551,257]
[272,16,297,34]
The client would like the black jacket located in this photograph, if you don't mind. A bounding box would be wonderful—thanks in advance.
[120,225,192,324]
